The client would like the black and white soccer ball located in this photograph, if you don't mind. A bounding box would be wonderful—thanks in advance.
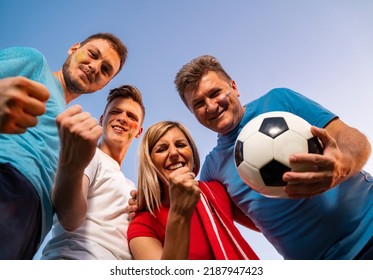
[234,111,323,198]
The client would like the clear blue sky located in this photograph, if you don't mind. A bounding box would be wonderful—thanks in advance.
[1,0,372,260]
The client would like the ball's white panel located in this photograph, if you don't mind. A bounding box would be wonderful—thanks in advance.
[283,112,313,139]
[243,132,274,169]
[237,161,266,192]
[273,130,308,167]
[237,114,265,142]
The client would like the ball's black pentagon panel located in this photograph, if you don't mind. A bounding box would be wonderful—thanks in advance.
[234,139,244,166]
[259,117,289,139]
[307,137,323,154]
[260,159,291,186]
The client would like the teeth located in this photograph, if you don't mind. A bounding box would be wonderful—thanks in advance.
[113,126,124,132]
[168,163,183,170]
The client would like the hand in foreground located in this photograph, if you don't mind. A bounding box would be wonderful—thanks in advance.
[0,77,50,133]
[168,166,200,218]
[56,104,102,172]
[283,126,347,198]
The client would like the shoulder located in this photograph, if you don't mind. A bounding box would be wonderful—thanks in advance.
[128,210,165,241]
[264,87,301,98]
[123,177,136,190]
[131,207,168,228]
[1,46,46,61]
[0,47,49,77]
[248,87,314,111]
[131,211,154,223]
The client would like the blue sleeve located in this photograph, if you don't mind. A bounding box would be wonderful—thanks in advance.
[200,156,212,181]
[0,47,46,80]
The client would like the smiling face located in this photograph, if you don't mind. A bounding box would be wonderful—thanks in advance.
[151,127,194,183]
[100,97,143,148]
[62,39,121,94]
[184,71,244,136]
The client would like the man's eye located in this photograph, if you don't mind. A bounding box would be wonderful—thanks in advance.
[102,67,109,75]
[89,51,98,59]
[194,101,204,109]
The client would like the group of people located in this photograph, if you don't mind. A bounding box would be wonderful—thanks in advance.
[0,32,372,260]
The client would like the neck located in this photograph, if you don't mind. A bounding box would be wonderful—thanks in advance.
[53,70,80,104]
[98,141,128,166]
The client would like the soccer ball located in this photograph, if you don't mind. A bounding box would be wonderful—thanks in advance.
[234,111,323,198]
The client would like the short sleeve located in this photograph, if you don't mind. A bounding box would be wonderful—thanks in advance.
[127,211,165,244]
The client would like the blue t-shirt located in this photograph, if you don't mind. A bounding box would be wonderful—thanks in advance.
[200,88,373,259]
[0,47,66,241]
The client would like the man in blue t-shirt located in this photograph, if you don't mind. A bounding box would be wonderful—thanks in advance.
[173,55,373,259]
[0,33,127,259]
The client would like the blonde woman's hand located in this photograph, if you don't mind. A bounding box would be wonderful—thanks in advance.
[168,166,200,218]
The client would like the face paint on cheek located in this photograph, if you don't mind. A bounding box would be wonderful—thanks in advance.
[127,123,138,139]
[75,51,86,63]
[184,148,194,169]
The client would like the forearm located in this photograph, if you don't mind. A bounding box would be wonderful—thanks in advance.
[330,122,371,177]
[52,167,88,231]
[161,212,192,260]
[52,105,101,231]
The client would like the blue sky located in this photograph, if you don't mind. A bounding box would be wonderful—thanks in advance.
[1,0,373,260]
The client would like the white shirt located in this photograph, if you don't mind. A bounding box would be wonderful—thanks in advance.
[42,148,135,259]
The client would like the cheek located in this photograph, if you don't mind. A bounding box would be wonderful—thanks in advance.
[216,92,230,106]
[74,51,87,63]
[127,122,139,139]
[194,110,207,123]
[94,76,109,87]
[184,149,194,164]
[151,155,164,171]
[129,122,138,130]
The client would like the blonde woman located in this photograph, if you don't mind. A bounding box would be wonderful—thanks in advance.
[127,121,259,260]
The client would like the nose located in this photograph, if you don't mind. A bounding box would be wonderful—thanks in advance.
[205,98,218,113]
[88,61,99,74]
[169,145,180,160]
[117,115,128,125]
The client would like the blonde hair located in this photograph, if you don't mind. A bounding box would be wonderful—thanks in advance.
[137,121,200,215]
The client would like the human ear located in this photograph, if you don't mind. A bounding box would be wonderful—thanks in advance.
[67,43,81,55]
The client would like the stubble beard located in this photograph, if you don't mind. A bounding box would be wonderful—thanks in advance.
[62,56,87,95]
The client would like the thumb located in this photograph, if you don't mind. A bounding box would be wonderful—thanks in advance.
[311,126,335,151]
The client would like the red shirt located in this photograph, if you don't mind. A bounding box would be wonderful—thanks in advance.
[127,181,259,260]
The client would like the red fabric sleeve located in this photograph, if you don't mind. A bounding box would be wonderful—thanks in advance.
[127,211,165,243]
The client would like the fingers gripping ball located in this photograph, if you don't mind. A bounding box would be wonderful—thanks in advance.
[234,111,323,198]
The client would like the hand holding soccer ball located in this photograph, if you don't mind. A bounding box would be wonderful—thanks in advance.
[234,111,323,198]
